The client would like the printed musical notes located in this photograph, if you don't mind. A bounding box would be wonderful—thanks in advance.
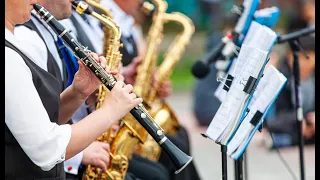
[227,66,287,159]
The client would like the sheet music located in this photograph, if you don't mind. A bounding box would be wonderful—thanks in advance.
[219,46,268,144]
[227,66,287,158]
[214,21,277,103]
[206,45,268,142]
[243,21,277,51]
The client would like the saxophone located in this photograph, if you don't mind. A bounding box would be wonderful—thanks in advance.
[72,1,125,180]
[76,1,158,179]
[135,2,195,161]
[101,0,169,178]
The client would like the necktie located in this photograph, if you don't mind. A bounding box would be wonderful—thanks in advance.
[56,36,79,86]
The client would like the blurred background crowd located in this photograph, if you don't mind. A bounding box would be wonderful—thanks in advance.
[132,0,315,179]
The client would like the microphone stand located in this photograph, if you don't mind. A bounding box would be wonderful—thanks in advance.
[277,26,315,180]
[289,39,305,180]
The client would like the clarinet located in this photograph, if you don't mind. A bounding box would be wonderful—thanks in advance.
[32,4,192,174]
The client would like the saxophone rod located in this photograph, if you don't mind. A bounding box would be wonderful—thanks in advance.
[33,4,192,174]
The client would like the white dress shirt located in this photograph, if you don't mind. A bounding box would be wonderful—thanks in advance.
[14,15,86,175]
[60,11,104,55]
[5,28,72,171]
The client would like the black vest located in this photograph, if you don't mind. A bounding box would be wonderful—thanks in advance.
[19,17,68,90]
[5,40,65,180]
[120,35,138,67]
[69,13,97,53]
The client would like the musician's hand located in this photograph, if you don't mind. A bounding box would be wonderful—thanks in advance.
[101,74,143,123]
[72,53,118,99]
[154,79,172,99]
[152,70,173,99]
[81,141,111,172]
[121,56,142,85]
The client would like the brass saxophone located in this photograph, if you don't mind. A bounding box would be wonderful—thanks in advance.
[135,2,195,161]
[100,0,170,178]
[75,1,156,180]
[72,1,126,180]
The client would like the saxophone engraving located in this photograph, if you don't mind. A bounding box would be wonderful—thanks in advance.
[135,2,195,161]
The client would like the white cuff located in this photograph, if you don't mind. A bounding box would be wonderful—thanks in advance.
[64,151,84,175]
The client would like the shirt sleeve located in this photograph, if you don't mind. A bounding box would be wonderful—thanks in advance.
[5,47,72,171]
[64,151,84,175]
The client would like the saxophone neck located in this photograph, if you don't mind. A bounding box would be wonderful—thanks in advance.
[147,12,195,103]
[85,0,112,17]
[133,0,167,99]
[73,0,123,71]
[75,0,121,40]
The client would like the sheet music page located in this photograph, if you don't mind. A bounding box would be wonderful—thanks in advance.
[227,113,253,155]
[219,25,277,144]
[243,21,278,51]
[227,66,287,158]
[206,45,267,142]
[214,22,277,103]
[242,21,263,46]
[219,46,268,144]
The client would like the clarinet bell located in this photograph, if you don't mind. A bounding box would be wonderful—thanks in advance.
[160,138,193,174]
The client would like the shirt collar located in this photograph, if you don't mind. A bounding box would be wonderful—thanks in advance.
[5,28,20,47]
[100,0,135,37]
[30,10,58,41]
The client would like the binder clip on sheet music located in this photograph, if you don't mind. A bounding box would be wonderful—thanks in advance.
[205,21,279,146]
[214,6,281,101]
[214,12,280,103]
[227,66,287,160]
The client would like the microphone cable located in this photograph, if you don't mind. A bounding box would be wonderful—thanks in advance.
[266,125,299,180]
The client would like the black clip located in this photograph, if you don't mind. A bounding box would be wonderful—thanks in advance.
[219,74,234,91]
[249,111,263,127]
[243,76,258,94]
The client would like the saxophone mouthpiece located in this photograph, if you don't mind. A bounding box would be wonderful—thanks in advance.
[72,0,93,15]
[140,1,155,17]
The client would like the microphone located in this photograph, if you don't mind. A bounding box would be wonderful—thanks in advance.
[191,35,231,78]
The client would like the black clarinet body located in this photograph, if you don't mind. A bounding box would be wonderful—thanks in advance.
[33,4,192,174]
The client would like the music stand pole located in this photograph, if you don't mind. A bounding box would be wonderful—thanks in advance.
[244,151,248,180]
[289,40,305,180]
[221,145,228,180]
[234,153,244,180]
